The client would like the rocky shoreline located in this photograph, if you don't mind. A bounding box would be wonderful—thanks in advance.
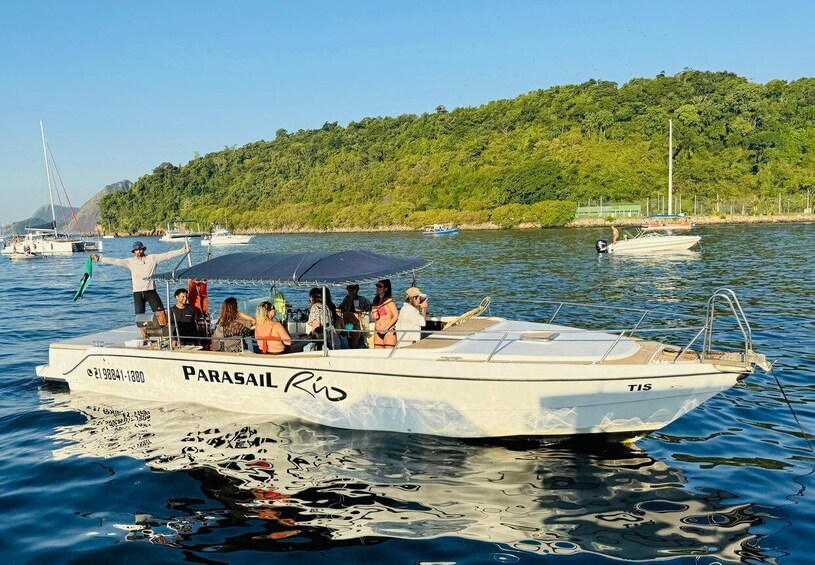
[107,213,813,237]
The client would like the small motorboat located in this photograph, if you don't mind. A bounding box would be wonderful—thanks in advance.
[37,250,768,440]
[160,220,204,242]
[423,223,459,236]
[597,227,701,255]
[201,225,253,246]
[83,240,103,252]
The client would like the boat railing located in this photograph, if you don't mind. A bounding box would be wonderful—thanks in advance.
[702,287,753,353]
[152,290,755,363]
[542,292,753,363]
[141,319,744,365]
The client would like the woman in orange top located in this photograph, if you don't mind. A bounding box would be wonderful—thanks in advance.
[371,278,399,348]
[254,301,292,354]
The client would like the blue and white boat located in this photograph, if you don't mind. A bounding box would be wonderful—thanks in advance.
[423,223,459,236]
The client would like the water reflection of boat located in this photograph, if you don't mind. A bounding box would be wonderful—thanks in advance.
[42,389,769,560]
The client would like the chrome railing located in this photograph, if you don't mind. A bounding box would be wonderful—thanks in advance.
[117,289,757,365]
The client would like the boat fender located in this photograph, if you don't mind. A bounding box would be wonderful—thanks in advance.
[596,239,609,253]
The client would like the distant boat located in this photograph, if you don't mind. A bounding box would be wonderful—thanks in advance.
[8,250,43,260]
[83,240,103,252]
[1,122,101,256]
[102,235,115,239]
[160,219,203,242]
[201,225,253,246]
[597,227,700,254]
[423,223,459,236]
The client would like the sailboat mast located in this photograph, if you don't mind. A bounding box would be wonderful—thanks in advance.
[668,119,673,215]
[40,121,57,234]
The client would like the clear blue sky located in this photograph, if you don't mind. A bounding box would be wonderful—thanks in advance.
[1,0,813,222]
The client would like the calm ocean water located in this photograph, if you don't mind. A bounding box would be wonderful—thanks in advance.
[1,225,813,564]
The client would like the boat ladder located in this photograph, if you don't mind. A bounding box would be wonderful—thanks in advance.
[675,288,770,370]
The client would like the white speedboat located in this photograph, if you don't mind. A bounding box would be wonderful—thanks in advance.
[160,219,203,242]
[201,225,252,246]
[597,228,701,254]
[83,239,103,252]
[36,251,768,439]
[423,223,459,236]
[8,250,43,260]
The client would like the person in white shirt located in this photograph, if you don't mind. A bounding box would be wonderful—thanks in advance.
[91,240,188,330]
[395,286,428,347]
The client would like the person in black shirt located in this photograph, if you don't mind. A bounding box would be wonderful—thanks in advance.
[169,288,203,346]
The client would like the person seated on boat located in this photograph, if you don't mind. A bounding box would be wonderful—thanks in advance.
[338,284,372,349]
[254,301,291,354]
[611,225,619,245]
[371,279,399,349]
[91,241,188,338]
[169,288,204,346]
[211,297,255,352]
[394,286,428,348]
[304,287,343,351]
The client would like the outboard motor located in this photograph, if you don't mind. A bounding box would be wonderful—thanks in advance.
[596,239,609,253]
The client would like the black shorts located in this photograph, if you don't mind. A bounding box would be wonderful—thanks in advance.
[133,289,164,315]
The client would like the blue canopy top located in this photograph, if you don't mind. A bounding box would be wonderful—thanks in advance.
[152,250,431,287]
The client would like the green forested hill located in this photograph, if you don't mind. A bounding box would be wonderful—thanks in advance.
[100,70,815,232]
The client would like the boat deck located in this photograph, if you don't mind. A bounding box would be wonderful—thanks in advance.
[52,316,670,365]
[400,317,644,362]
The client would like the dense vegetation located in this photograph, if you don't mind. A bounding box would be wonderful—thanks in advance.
[100,70,815,233]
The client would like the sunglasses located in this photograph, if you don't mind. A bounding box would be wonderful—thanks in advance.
[376,284,385,288]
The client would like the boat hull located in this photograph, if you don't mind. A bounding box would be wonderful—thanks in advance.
[423,228,460,236]
[160,234,202,242]
[1,236,84,256]
[37,343,744,438]
[609,235,701,254]
[201,235,253,246]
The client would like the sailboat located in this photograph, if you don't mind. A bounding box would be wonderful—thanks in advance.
[641,119,694,232]
[2,122,101,257]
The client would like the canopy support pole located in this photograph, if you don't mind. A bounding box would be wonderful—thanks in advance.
[322,285,328,356]
[166,281,173,351]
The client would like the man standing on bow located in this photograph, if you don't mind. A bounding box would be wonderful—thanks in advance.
[91,241,188,330]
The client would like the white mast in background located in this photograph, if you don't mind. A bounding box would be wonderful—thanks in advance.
[40,120,57,234]
[668,119,673,215]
